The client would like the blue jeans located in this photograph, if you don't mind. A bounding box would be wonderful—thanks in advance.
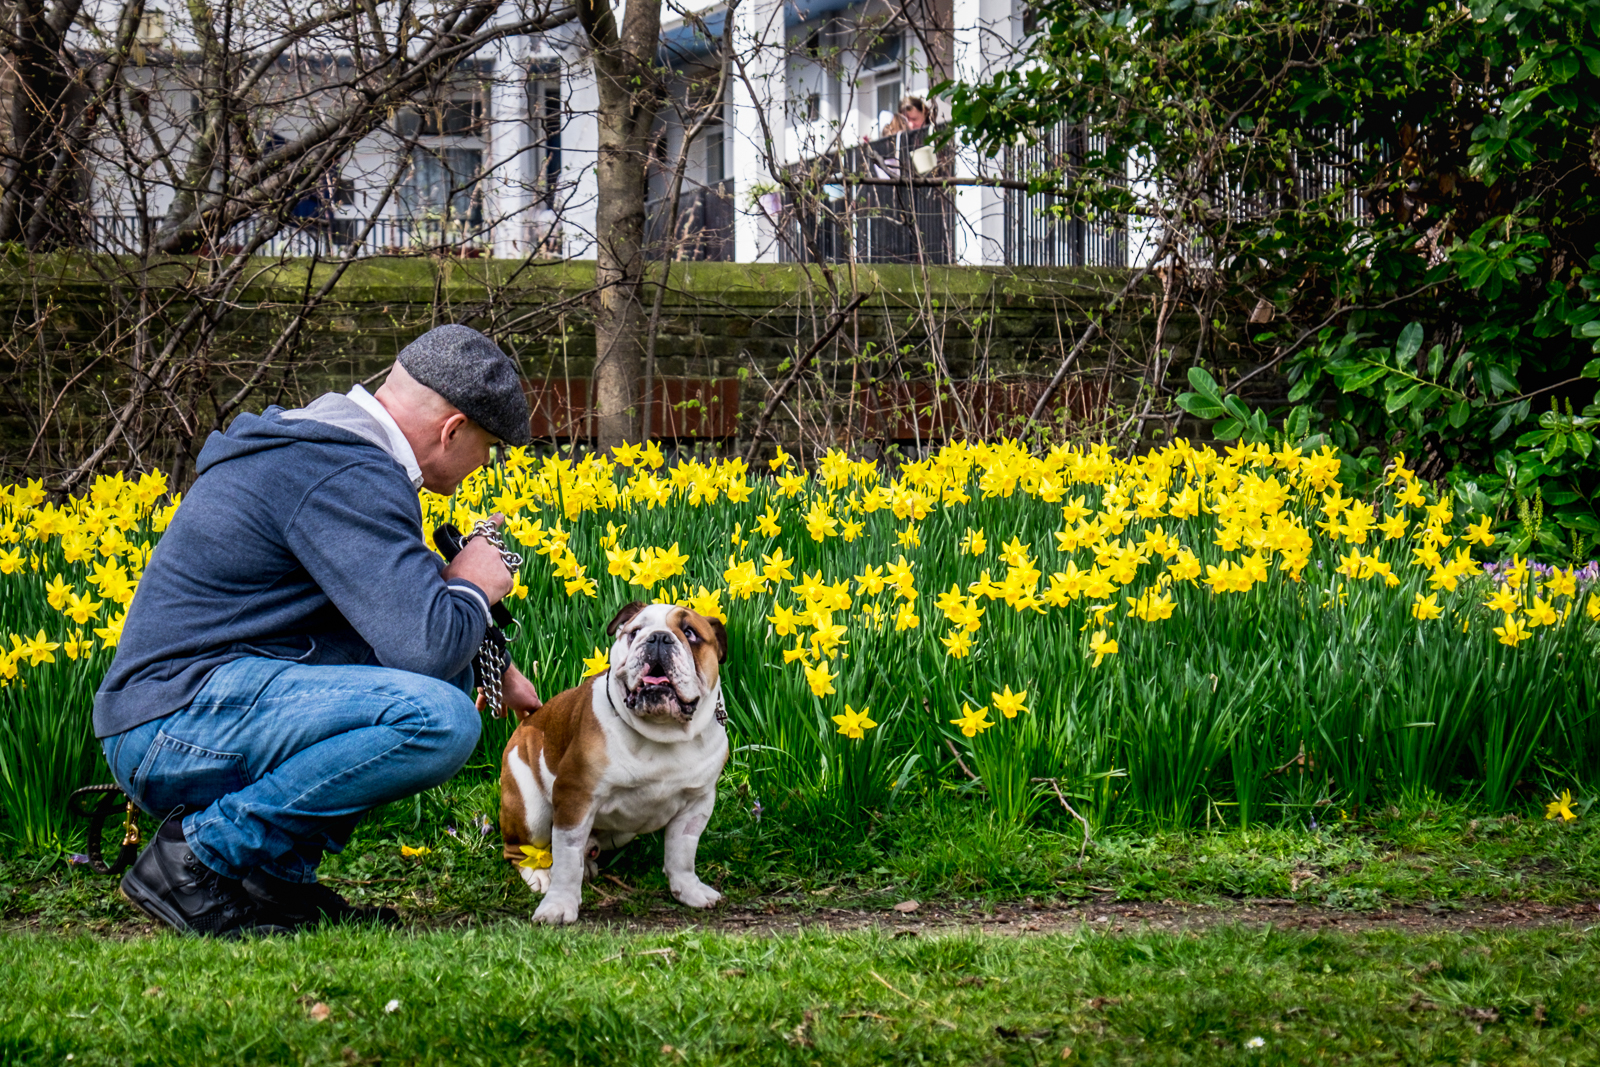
[102,657,481,882]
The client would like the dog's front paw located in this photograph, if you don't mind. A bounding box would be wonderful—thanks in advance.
[518,866,552,895]
[532,893,581,925]
[670,877,722,909]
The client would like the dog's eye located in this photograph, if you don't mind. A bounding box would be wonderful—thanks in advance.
[682,624,699,643]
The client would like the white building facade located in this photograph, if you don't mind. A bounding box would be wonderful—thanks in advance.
[80,0,1132,268]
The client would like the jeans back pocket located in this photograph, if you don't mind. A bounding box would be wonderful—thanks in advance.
[131,731,250,817]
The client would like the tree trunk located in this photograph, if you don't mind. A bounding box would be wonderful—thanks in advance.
[581,0,663,450]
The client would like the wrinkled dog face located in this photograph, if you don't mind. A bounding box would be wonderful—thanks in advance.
[606,602,726,724]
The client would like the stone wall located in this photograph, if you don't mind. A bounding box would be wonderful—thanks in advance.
[0,256,1194,483]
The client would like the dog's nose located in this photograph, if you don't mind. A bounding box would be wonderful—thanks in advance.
[644,630,674,651]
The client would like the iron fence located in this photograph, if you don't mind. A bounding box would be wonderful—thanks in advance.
[645,177,736,261]
[1002,123,1127,268]
[88,214,497,258]
[778,127,954,265]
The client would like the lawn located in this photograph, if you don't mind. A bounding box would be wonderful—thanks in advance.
[2,441,1599,1064]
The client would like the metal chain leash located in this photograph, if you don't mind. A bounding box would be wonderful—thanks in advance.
[468,520,522,718]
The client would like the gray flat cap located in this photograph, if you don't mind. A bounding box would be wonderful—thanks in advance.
[397,325,531,447]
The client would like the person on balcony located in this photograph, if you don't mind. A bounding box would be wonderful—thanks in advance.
[865,97,936,179]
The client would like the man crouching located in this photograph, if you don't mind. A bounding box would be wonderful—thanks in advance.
[97,325,540,936]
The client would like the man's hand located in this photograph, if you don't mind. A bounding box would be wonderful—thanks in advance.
[441,513,515,604]
[479,661,542,717]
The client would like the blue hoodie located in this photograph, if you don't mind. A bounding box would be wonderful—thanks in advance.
[93,396,490,738]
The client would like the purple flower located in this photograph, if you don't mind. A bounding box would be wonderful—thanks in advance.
[67,854,91,866]
[751,800,763,823]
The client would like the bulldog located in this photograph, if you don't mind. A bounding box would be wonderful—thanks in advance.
[500,601,729,924]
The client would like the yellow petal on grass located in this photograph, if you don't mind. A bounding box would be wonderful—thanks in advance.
[1546,790,1578,823]
[400,845,431,857]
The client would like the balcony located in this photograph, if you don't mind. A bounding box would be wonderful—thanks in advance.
[775,123,1128,268]
[645,177,736,261]
[89,214,497,258]
[777,127,954,265]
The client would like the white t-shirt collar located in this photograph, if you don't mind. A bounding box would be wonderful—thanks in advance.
[346,384,424,492]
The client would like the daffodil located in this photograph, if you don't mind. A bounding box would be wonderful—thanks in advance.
[1089,629,1118,668]
[804,661,836,697]
[991,685,1028,718]
[1411,593,1442,621]
[582,646,611,677]
[516,844,554,869]
[400,844,431,857]
[1493,613,1530,648]
[949,702,992,738]
[832,704,877,739]
[1546,790,1577,822]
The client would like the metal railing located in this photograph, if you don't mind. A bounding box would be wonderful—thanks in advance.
[645,177,736,261]
[778,127,954,265]
[1002,123,1127,268]
[88,214,497,258]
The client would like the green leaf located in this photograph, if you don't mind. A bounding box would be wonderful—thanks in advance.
[1334,364,1389,392]
[1186,366,1225,405]
[1385,382,1421,414]
[1582,358,1600,378]
[1213,418,1243,440]
[1176,391,1226,420]
[1487,365,1520,396]
[1427,344,1445,379]
[1222,394,1253,422]
[1448,400,1471,428]
[1396,322,1423,363]
[1572,431,1594,461]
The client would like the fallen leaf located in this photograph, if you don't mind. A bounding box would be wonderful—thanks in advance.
[309,1002,332,1023]
[1061,1047,1073,1059]
[893,900,919,913]
[143,986,162,998]
[384,999,401,1014]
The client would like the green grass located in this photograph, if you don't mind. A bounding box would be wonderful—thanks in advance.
[7,789,1598,935]
[2,922,1598,1065]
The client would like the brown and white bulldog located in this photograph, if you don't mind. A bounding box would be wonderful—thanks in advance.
[499,601,729,924]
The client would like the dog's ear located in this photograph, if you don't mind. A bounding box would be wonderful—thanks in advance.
[606,601,647,637]
[706,616,728,664]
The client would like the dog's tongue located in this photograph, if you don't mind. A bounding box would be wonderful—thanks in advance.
[642,674,672,686]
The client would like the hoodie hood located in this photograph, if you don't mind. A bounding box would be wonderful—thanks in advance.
[195,396,396,477]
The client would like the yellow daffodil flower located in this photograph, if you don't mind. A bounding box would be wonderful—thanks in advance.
[582,646,611,677]
[804,661,836,697]
[1411,593,1442,621]
[991,686,1028,718]
[1089,629,1119,667]
[949,702,992,738]
[517,844,554,869]
[832,704,877,739]
[1545,790,1577,823]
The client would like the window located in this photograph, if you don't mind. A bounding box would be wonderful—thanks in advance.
[705,122,725,185]
[863,33,901,73]
[528,78,562,206]
[402,147,484,224]
[806,93,821,122]
[419,96,485,136]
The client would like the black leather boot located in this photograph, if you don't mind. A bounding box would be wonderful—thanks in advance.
[241,869,400,929]
[119,820,291,938]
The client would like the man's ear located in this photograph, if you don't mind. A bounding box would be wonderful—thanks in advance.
[706,617,728,664]
[606,601,647,636]
[440,411,470,446]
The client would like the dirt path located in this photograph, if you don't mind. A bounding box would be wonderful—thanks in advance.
[443,896,1600,937]
[12,896,1600,939]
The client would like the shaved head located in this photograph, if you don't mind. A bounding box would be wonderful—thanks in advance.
[374,361,496,495]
